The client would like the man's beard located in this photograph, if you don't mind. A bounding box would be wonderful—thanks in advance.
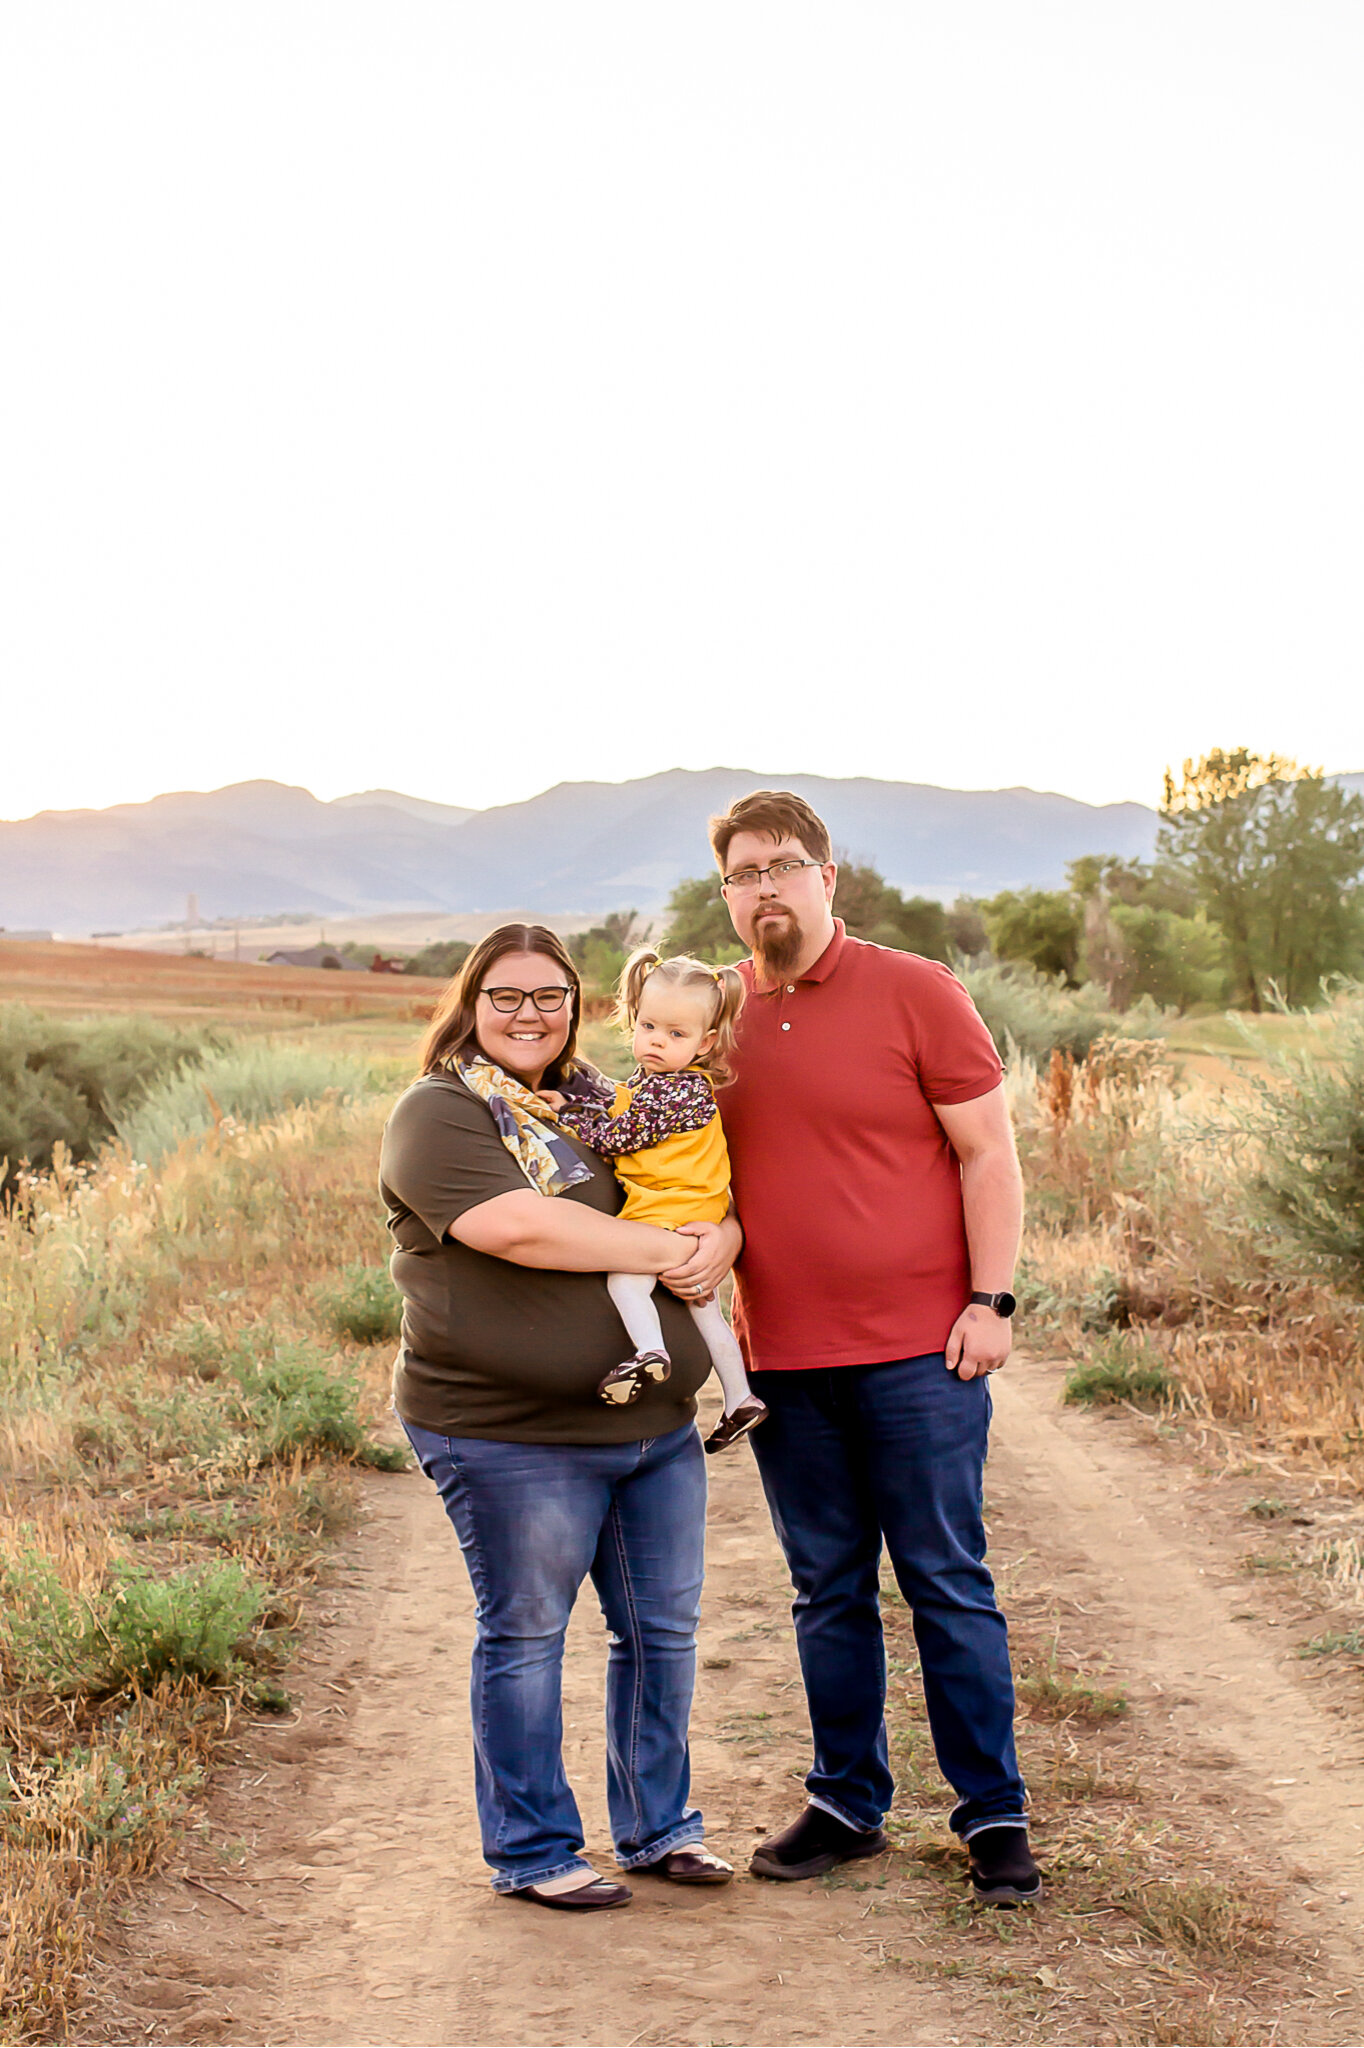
[751,907,805,978]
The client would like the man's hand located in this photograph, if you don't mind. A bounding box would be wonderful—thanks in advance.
[945,1302,1013,1380]
[660,1215,742,1302]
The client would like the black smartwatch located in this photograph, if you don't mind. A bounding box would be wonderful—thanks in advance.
[970,1290,1017,1318]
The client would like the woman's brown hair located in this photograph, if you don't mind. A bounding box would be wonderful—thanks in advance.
[614,946,746,1086]
[419,924,583,1080]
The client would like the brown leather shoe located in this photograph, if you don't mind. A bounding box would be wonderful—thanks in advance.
[703,1396,769,1453]
[514,1877,633,1910]
[598,1351,671,1405]
[635,1846,734,1885]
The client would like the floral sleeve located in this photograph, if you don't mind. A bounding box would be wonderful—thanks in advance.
[558,1071,715,1157]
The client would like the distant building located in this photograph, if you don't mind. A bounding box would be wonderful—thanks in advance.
[263,945,368,971]
[0,928,54,942]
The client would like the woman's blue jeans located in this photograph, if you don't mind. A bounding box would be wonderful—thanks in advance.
[401,1417,707,1892]
[748,1354,1027,1841]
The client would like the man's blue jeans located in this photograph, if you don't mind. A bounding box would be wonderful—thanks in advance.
[401,1417,707,1891]
[748,1353,1027,1841]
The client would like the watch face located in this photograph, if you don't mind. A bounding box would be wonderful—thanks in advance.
[996,1291,1017,1318]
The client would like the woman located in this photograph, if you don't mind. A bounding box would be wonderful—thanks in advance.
[380,923,742,1910]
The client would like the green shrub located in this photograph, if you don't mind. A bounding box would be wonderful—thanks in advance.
[115,1040,367,1163]
[313,1262,402,1345]
[0,1551,267,1695]
[119,1321,406,1473]
[1224,990,1364,1293]
[100,1561,267,1688]
[1063,1334,1176,1408]
[0,1007,215,1198]
[0,1552,96,1694]
[230,1337,406,1469]
[959,962,1165,1066]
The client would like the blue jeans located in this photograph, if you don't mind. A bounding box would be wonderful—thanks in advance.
[401,1417,707,1891]
[748,1354,1027,1841]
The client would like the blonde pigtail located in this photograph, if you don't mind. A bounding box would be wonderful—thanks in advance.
[704,963,747,1087]
[614,944,663,1032]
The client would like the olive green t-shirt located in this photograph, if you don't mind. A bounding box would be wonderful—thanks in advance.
[379,1071,712,1442]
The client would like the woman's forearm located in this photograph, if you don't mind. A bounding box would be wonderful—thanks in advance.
[451,1190,687,1273]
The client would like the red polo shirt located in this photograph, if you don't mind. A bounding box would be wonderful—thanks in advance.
[722,919,1003,1370]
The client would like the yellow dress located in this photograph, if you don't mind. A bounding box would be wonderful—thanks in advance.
[606,1075,732,1229]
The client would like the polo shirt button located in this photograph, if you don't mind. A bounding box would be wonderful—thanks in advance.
[786,985,795,993]
[781,1021,791,1031]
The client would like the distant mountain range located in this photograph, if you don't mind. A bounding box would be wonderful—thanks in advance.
[3,768,1360,935]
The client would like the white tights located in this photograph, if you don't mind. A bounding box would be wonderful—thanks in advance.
[606,1272,755,1417]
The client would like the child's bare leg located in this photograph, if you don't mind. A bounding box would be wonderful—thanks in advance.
[599,1272,671,1406]
[689,1296,768,1452]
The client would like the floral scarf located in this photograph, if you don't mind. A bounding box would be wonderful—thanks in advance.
[454,1055,595,1197]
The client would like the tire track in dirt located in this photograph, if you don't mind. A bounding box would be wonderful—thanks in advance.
[988,1359,1364,1971]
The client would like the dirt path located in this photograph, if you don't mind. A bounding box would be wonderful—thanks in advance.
[988,1365,1364,1931]
[95,1363,1364,2047]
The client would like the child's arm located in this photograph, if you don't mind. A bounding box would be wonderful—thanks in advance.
[557,1071,714,1158]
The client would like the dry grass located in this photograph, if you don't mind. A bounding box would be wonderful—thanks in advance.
[0,1087,401,2041]
[1011,1030,1364,1492]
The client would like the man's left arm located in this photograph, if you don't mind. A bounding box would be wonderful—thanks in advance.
[934,1083,1024,1381]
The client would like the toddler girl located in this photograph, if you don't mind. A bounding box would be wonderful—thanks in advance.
[552,947,767,1455]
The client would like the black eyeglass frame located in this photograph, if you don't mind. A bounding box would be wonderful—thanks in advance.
[478,985,574,1014]
[721,857,823,891]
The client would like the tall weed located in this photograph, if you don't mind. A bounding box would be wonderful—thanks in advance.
[115,1039,367,1163]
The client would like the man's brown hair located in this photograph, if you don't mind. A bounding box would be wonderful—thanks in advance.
[708,790,832,875]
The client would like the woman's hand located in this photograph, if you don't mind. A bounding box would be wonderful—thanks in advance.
[660,1215,742,1302]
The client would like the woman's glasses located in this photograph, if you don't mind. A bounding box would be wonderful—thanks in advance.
[479,986,573,1014]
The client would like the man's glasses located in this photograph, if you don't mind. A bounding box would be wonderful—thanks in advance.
[722,857,822,892]
[479,986,573,1014]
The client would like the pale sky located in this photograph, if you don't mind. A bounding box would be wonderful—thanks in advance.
[4,3,1362,823]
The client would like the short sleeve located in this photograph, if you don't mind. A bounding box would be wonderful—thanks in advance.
[380,1078,532,1243]
[905,960,1004,1105]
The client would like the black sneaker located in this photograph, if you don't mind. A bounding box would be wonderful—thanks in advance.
[750,1806,888,1882]
[967,1825,1042,1906]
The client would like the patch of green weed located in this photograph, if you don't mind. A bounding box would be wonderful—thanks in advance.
[1064,1333,1175,1407]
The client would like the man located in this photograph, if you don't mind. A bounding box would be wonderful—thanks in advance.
[709,788,1037,1906]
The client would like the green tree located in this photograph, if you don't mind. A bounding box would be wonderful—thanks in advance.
[402,939,471,979]
[1068,855,1228,1011]
[1105,902,1228,1010]
[1159,750,1364,1009]
[946,898,989,958]
[567,910,642,992]
[657,875,745,963]
[979,888,1083,982]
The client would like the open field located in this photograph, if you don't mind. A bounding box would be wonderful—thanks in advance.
[4,971,1364,2042]
[0,939,445,1039]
